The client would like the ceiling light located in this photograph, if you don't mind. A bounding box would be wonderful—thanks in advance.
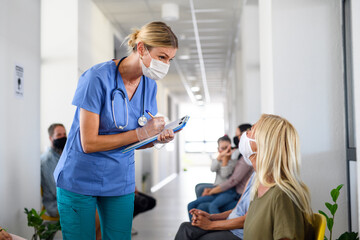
[191,86,200,92]
[162,3,179,21]
[178,55,190,60]
[187,76,196,81]
[195,94,202,99]
[178,47,191,60]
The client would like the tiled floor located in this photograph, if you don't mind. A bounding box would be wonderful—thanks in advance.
[132,167,214,240]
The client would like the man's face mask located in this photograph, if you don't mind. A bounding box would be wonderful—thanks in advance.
[53,137,67,151]
[141,48,170,80]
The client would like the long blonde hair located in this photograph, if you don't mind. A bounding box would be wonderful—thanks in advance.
[127,21,178,53]
[251,114,313,223]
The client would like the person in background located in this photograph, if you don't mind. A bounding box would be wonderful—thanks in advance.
[0,227,12,240]
[188,138,253,220]
[53,21,178,239]
[41,123,67,217]
[243,114,314,239]
[175,172,255,240]
[195,135,238,198]
[0,227,26,240]
[232,124,252,153]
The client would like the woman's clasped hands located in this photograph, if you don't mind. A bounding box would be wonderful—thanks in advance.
[189,209,213,230]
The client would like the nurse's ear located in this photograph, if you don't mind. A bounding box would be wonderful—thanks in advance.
[137,42,146,59]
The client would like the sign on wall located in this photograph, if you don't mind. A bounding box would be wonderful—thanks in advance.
[14,64,24,98]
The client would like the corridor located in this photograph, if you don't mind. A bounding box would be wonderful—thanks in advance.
[132,167,214,240]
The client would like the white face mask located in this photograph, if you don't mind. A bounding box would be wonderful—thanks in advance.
[141,49,170,80]
[239,131,256,166]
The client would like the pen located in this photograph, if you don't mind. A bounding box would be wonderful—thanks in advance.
[145,110,155,119]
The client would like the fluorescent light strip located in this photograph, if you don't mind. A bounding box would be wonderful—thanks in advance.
[187,36,225,40]
[189,0,210,103]
[173,59,197,103]
[183,28,227,33]
[181,19,225,24]
[194,8,226,13]
[150,173,178,193]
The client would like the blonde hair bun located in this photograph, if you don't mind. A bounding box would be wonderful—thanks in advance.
[126,21,178,53]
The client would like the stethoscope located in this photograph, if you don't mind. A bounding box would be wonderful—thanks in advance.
[111,57,148,129]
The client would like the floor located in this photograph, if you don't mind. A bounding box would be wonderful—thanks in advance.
[132,167,214,240]
[53,166,214,240]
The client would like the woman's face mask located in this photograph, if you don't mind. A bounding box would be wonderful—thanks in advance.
[238,131,256,166]
[141,48,170,80]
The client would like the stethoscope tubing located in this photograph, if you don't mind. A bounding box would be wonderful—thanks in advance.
[111,57,145,129]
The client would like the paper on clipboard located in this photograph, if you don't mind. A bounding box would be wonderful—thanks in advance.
[121,115,190,153]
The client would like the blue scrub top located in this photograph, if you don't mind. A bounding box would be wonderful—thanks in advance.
[54,60,158,196]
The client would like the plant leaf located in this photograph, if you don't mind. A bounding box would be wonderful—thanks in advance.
[325,202,333,213]
[336,184,344,192]
[319,210,329,221]
[331,188,340,202]
[337,231,359,240]
[330,203,338,216]
[327,217,334,231]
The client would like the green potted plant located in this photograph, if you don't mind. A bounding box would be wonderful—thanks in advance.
[24,208,61,240]
[319,184,358,240]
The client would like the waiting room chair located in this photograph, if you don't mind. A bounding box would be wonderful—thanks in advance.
[40,186,60,221]
[313,213,326,240]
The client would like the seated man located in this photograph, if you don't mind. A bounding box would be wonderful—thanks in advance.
[41,123,67,217]
[175,172,255,240]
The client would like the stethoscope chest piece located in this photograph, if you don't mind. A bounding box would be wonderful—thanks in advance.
[113,57,148,129]
[138,115,148,126]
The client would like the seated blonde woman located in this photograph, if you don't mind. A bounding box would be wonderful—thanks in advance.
[242,114,314,240]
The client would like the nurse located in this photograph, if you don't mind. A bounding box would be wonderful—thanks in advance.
[53,21,178,240]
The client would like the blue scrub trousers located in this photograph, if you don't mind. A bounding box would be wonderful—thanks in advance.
[57,187,135,240]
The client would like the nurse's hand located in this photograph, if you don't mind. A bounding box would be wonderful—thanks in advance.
[156,129,174,143]
[136,117,165,141]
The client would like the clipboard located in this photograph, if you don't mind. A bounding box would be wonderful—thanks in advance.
[121,115,190,153]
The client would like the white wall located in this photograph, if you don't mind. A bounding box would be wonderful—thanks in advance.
[41,0,115,151]
[258,0,348,236]
[41,0,78,151]
[239,2,261,124]
[351,0,360,231]
[226,2,261,135]
[78,0,115,74]
[0,0,41,238]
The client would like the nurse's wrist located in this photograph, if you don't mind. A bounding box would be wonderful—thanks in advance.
[135,127,150,141]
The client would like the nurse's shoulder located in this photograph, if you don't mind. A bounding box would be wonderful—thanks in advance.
[80,60,115,81]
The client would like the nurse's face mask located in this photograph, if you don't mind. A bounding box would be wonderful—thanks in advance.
[141,48,170,80]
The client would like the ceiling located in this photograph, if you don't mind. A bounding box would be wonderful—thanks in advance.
[93,0,243,104]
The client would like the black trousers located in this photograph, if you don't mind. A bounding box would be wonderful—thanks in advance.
[174,222,241,240]
[133,192,156,218]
